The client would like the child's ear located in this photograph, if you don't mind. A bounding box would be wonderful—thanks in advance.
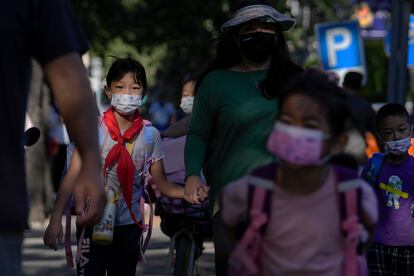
[331,134,348,155]
[104,86,112,100]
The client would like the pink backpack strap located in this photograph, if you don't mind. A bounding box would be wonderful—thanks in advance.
[61,145,76,268]
[229,163,277,276]
[334,165,366,276]
[229,185,270,276]
[341,188,360,276]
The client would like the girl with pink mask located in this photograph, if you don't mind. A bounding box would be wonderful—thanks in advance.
[221,69,378,276]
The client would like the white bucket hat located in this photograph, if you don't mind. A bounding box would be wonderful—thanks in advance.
[221,4,296,33]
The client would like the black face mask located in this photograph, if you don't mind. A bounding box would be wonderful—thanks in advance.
[239,32,277,63]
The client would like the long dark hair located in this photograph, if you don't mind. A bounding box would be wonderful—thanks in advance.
[196,2,302,98]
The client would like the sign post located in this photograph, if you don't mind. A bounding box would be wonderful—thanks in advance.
[387,0,411,104]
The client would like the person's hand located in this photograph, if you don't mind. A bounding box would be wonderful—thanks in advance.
[185,176,206,204]
[74,165,106,226]
[197,185,209,202]
[43,217,63,251]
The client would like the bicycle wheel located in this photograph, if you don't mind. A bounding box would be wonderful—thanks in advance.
[173,236,194,276]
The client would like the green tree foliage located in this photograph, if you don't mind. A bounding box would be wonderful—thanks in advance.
[72,0,302,100]
[73,0,233,101]
[72,0,388,102]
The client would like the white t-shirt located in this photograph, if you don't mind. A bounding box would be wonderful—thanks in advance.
[99,120,164,225]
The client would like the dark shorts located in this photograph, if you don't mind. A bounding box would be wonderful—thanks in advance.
[76,224,142,276]
[368,242,414,276]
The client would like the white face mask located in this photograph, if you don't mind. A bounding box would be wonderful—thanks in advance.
[180,96,194,114]
[384,137,412,155]
[111,94,142,116]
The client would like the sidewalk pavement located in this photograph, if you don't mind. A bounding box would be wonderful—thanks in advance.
[22,216,215,276]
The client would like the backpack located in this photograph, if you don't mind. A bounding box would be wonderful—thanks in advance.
[63,120,160,267]
[228,163,368,276]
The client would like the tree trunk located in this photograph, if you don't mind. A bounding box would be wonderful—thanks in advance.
[25,60,53,224]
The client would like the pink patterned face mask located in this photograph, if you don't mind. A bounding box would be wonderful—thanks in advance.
[267,121,328,165]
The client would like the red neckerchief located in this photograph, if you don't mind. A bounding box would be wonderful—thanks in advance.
[102,107,143,226]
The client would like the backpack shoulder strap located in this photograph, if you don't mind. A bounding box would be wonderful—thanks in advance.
[229,163,277,275]
[142,120,155,157]
[142,121,156,179]
[363,153,385,185]
[98,116,109,153]
[334,165,362,229]
[333,165,363,276]
[247,162,278,229]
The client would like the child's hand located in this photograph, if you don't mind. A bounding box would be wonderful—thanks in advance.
[185,176,204,204]
[197,185,210,202]
[43,218,63,251]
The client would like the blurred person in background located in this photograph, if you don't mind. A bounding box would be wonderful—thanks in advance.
[342,71,379,163]
[162,74,197,138]
[0,1,106,274]
[343,71,377,138]
[222,69,377,276]
[183,0,303,274]
[148,92,177,132]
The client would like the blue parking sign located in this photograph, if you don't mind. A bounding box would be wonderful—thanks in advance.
[315,21,366,78]
[408,15,414,67]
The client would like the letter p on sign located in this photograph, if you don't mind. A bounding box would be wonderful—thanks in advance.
[326,28,352,67]
[315,20,366,81]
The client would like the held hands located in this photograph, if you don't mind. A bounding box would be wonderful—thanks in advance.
[184,175,209,204]
[43,217,63,251]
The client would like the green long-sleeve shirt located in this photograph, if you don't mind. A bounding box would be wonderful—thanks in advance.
[185,69,278,211]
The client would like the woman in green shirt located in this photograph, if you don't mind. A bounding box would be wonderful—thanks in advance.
[184,0,302,273]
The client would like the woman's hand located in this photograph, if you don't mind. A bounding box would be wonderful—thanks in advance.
[43,217,63,251]
[185,175,208,204]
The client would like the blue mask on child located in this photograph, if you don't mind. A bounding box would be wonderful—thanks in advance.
[384,137,412,155]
